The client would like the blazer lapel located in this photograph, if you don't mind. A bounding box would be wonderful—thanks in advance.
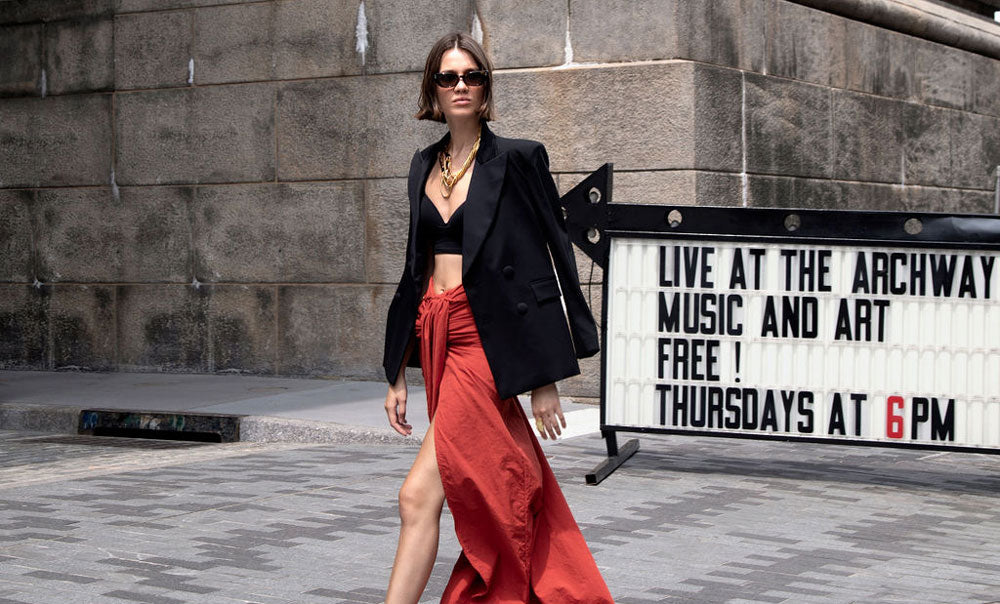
[407,120,508,280]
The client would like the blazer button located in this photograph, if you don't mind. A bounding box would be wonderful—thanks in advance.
[502,265,514,279]
[516,302,528,315]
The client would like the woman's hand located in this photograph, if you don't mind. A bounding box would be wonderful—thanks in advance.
[531,382,566,440]
[384,374,412,436]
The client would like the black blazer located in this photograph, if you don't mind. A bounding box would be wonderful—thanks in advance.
[382,119,599,399]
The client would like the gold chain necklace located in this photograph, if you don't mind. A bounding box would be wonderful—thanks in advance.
[438,125,481,198]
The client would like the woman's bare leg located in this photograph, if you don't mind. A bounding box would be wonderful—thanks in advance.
[385,418,446,603]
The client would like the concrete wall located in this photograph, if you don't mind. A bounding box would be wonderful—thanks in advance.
[2,0,999,397]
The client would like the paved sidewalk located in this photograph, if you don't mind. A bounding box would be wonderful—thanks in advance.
[0,370,599,446]
[2,429,999,603]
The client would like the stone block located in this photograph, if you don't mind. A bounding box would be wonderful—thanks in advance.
[114,10,191,90]
[191,182,365,283]
[118,186,193,281]
[675,0,765,72]
[970,53,1000,118]
[362,0,470,74]
[745,73,831,179]
[116,0,242,13]
[0,0,113,25]
[832,90,903,184]
[0,23,41,96]
[747,175,907,211]
[277,74,439,180]
[900,102,951,187]
[277,284,393,379]
[478,0,565,69]
[913,38,971,112]
[693,63,742,171]
[844,22,918,103]
[50,284,115,370]
[115,82,274,184]
[34,186,190,283]
[0,284,49,370]
[274,0,359,79]
[193,2,275,84]
[0,93,111,187]
[569,0,676,63]
[493,63,695,172]
[202,285,277,374]
[949,110,1000,190]
[902,186,995,214]
[765,0,846,88]
[365,178,409,284]
[33,188,122,283]
[44,17,114,94]
[0,190,34,282]
[116,283,209,372]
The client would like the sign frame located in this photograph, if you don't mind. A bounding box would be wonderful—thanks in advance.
[560,165,1000,484]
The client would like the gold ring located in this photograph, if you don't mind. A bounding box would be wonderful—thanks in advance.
[535,418,545,432]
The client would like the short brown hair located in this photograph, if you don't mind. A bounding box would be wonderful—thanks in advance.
[415,32,496,122]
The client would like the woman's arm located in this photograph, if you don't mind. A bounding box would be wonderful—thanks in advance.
[384,335,415,436]
[531,382,566,440]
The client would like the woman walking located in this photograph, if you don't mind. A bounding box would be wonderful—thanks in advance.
[382,32,614,603]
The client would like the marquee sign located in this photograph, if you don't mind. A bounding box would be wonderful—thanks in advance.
[560,165,1000,484]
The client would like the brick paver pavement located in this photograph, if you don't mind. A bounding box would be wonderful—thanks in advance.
[1,429,998,603]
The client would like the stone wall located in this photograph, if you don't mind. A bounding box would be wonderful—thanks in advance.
[1,0,999,397]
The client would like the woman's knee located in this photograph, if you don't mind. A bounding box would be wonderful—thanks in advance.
[398,478,444,524]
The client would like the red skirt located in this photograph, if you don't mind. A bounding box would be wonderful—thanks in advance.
[414,277,614,603]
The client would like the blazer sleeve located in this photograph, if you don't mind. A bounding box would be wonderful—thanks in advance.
[527,143,600,358]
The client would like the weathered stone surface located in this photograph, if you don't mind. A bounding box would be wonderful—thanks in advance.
[844,20,916,102]
[0,24,41,96]
[900,102,951,187]
[191,182,365,283]
[118,186,193,281]
[115,83,274,184]
[0,285,49,370]
[494,63,695,172]
[362,0,470,74]
[33,188,123,283]
[747,175,907,211]
[114,10,191,90]
[0,0,113,25]
[693,63,742,171]
[0,190,34,282]
[0,94,111,187]
[277,74,438,180]
[949,110,1000,190]
[675,0,765,72]
[478,0,565,69]
[560,169,742,208]
[569,0,675,63]
[970,52,1000,118]
[116,0,242,12]
[913,37,971,111]
[50,285,115,370]
[902,186,995,214]
[116,283,209,372]
[832,91,903,184]
[277,285,393,379]
[274,0,359,79]
[745,73,831,179]
[365,178,409,284]
[44,18,114,94]
[765,0,846,88]
[193,2,274,84]
[202,285,277,374]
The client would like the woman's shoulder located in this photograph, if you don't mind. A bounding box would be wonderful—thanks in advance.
[494,133,548,169]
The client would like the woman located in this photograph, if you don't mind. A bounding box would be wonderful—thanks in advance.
[382,32,614,603]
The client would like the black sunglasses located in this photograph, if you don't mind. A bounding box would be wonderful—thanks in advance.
[433,70,489,88]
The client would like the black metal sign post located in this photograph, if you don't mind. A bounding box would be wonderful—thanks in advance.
[560,165,1000,485]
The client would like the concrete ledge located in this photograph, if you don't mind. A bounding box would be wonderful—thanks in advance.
[0,403,79,434]
[239,415,418,446]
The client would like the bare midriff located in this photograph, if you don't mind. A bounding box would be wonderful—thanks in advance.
[424,161,473,295]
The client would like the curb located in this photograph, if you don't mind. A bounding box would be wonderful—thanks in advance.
[0,403,418,446]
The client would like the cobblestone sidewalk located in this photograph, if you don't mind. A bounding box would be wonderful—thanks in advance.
[1,429,998,603]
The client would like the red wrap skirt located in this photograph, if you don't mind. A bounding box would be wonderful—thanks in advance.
[414,277,614,603]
